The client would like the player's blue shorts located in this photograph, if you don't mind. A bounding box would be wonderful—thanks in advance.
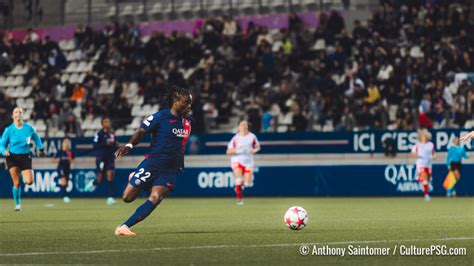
[96,156,115,172]
[57,166,71,179]
[129,159,176,191]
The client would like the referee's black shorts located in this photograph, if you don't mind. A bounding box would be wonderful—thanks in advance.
[5,153,32,171]
[450,162,462,171]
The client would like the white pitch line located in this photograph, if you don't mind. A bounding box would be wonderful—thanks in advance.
[0,237,472,257]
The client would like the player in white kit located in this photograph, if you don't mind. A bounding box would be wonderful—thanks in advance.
[411,129,435,201]
[226,120,260,205]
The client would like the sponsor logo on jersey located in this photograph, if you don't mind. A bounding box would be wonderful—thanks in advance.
[169,119,177,123]
[172,128,190,138]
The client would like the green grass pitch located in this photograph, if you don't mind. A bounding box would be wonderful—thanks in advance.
[0,197,473,265]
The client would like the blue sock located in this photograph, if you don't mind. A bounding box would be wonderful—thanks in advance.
[124,200,159,228]
[12,186,20,205]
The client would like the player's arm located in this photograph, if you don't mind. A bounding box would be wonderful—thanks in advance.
[460,131,474,142]
[409,145,418,157]
[115,113,160,158]
[226,137,237,155]
[252,137,261,154]
[31,126,45,157]
[0,128,9,156]
[115,128,146,158]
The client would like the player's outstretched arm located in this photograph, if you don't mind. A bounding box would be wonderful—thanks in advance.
[460,131,474,142]
[115,128,146,158]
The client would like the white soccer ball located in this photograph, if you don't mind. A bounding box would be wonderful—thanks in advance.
[284,206,308,230]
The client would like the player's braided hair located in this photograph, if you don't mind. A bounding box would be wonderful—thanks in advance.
[166,85,191,108]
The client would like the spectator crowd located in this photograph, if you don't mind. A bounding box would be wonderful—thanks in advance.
[0,0,473,136]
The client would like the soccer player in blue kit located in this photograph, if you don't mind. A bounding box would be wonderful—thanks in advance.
[114,86,193,236]
[0,107,45,211]
[93,117,118,205]
[54,138,74,203]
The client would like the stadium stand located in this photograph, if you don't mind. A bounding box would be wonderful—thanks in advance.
[0,1,473,137]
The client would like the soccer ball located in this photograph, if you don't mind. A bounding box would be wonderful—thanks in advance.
[284,206,308,230]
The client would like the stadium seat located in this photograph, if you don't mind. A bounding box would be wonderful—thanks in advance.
[5,76,15,87]
[11,65,22,75]
[119,4,134,17]
[85,61,94,72]
[84,130,96,137]
[35,119,47,131]
[302,0,318,11]
[81,116,94,130]
[176,0,196,19]
[125,129,135,135]
[23,109,32,120]
[270,0,287,13]
[68,73,79,84]
[150,2,172,19]
[55,131,65,138]
[127,117,142,130]
[0,75,5,85]
[464,120,474,129]
[76,61,88,73]
[58,40,69,51]
[25,98,34,109]
[78,73,86,83]
[115,128,125,136]
[92,117,102,130]
[237,0,256,15]
[61,73,70,83]
[13,76,23,87]
[22,86,33,97]
[19,65,29,75]
[65,62,78,73]
[107,6,117,19]
[9,87,20,98]
[134,3,145,17]
[5,87,14,97]
[131,105,142,117]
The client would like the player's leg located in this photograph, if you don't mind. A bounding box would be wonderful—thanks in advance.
[452,165,461,196]
[116,185,171,236]
[420,171,430,201]
[9,167,21,210]
[243,167,254,187]
[122,183,141,203]
[232,164,244,204]
[95,158,104,185]
[106,166,116,205]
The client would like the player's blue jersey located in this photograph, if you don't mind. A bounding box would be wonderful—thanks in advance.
[93,129,117,159]
[0,122,43,155]
[141,109,192,174]
[55,150,74,169]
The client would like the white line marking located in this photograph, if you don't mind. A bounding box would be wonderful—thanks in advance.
[0,237,472,257]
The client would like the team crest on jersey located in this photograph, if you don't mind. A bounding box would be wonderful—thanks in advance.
[172,128,189,138]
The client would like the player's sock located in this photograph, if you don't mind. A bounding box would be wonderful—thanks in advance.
[12,186,19,205]
[422,181,429,196]
[12,186,21,206]
[107,180,114,197]
[61,184,67,197]
[123,200,159,227]
[235,185,243,202]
